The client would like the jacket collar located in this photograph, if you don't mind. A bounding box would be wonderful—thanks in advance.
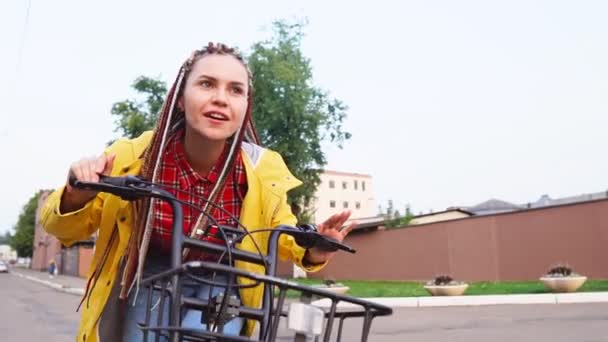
[127,131,302,193]
[241,143,302,195]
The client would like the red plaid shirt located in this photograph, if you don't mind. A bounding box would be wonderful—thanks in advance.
[149,131,247,261]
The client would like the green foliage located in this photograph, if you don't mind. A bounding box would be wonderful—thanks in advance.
[11,191,45,257]
[381,200,414,228]
[111,76,167,139]
[546,264,577,277]
[249,20,351,221]
[385,214,415,229]
[0,231,12,244]
[109,20,352,223]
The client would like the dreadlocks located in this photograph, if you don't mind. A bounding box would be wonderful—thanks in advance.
[117,42,260,299]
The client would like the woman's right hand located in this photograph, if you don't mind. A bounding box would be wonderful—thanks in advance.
[60,153,116,213]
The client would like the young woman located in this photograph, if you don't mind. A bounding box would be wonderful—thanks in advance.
[41,43,356,341]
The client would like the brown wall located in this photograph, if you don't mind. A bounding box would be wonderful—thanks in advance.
[31,191,63,271]
[310,199,608,282]
[78,246,94,278]
[277,257,294,277]
[33,192,92,277]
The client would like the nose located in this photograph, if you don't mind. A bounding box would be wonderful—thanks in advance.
[211,87,228,106]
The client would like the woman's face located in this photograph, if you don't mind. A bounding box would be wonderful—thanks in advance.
[180,54,249,142]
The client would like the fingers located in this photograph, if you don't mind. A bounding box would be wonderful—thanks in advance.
[326,211,350,230]
[68,153,114,188]
[71,158,92,184]
[318,210,353,235]
[335,210,351,226]
[320,214,336,230]
[62,152,114,212]
[72,158,96,183]
[340,221,358,237]
[94,154,106,174]
[102,153,116,176]
[323,211,348,228]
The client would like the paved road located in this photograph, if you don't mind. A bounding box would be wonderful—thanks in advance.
[3,272,608,341]
[1,272,81,342]
[275,303,608,341]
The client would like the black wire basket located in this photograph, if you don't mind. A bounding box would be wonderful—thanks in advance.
[137,261,392,342]
[68,175,393,342]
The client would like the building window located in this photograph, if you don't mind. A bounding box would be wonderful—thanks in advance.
[354,180,358,190]
[329,180,335,189]
[356,202,361,209]
[342,181,347,190]
[330,200,336,208]
[362,181,366,191]
[343,201,349,209]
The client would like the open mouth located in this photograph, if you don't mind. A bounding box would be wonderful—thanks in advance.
[203,111,229,121]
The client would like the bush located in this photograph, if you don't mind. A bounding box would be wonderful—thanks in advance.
[545,264,580,277]
[426,275,466,286]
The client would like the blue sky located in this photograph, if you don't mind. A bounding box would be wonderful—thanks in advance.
[1,0,607,232]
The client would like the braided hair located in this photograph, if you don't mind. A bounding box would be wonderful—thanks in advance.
[119,42,260,299]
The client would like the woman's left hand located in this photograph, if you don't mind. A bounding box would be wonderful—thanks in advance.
[304,210,357,265]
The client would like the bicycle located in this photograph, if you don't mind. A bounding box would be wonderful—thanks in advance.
[70,174,392,342]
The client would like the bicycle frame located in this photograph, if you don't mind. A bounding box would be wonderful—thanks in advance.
[70,176,392,341]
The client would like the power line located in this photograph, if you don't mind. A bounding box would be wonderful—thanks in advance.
[15,0,33,78]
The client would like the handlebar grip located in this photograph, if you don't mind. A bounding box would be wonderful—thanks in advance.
[315,236,356,254]
[66,174,148,201]
[289,224,356,254]
[68,173,144,189]
[98,174,143,187]
[68,172,82,188]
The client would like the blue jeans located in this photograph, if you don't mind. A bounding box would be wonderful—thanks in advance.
[123,256,244,341]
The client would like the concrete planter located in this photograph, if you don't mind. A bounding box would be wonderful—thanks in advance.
[540,276,587,293]
[313,285,350,295]
[424,283,469,296]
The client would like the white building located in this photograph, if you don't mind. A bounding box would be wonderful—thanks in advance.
[310,170,376,223]
[0,244,17,262]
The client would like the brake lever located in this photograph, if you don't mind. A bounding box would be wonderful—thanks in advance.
[289,224,356,254]
[68,173,151,201]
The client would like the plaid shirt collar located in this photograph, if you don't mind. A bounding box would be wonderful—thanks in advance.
[149,129,248,256]
[167,131,234,190]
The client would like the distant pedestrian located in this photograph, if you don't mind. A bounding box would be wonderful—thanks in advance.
[48,259,56,279]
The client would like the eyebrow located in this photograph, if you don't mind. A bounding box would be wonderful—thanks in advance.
[197,74,246,87]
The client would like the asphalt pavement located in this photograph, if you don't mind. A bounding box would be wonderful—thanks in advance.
[5,268,608,341]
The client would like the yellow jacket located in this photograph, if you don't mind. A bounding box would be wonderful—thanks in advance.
[41,131,324,341]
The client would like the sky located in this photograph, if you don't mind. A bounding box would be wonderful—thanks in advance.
[1,0,607,233]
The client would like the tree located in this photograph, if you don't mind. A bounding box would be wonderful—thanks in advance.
[109,20,352,222]
[249,20,351,221]
[11,191,45,257]
[111,76,167,139]
[0,231,12,245]
[385,200,395,220]
[405,204,412,216]
[383,199,414,228]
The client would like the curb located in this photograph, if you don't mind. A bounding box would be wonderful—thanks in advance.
[11,271,85,296]
[312,292,608,309]
[12,270,608,307]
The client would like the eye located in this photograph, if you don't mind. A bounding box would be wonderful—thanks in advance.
[199,80,212,88]
[231,86,245,95]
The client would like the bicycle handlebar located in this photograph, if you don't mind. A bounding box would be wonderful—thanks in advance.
[69,174,152,200]
[68,174,386,341]
[69,174,356,254]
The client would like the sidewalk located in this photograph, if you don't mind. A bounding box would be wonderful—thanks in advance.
[10,267,85,296]
[10,266,608,307]
[312,291,608,309]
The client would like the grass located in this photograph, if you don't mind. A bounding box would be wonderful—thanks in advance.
[277,278,608,298]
